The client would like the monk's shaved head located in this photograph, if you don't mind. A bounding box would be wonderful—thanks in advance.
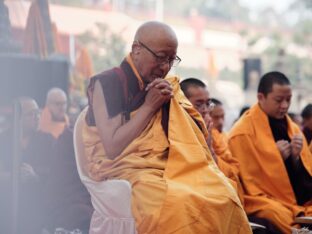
[133,21,177,45]
[131,21,179,83]
[46,87,67,105]
[46,87,67,122]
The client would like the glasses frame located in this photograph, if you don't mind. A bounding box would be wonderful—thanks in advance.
[137,40,181,67]
[195,99,215,112]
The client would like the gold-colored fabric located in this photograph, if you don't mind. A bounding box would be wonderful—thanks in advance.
[39,107,68,139]
[228,104,312,233]
[212,128,244,204]
[82,74,251,233]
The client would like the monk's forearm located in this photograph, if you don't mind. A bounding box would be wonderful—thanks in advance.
[106,105,156,159]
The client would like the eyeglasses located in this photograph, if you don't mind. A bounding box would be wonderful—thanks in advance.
[137,40,181,67]
[194,100,215,112]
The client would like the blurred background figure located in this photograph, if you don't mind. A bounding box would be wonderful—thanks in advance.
[288,112,302,128]
[0,97,55,234]
[210,98,225,134]
[39,87,69,139]
[301,104,312,145]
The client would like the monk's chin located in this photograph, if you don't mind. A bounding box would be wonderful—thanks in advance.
[51,114,66,123]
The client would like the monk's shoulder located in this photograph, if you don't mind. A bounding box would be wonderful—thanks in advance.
[90,68,120,92]
[229,112,255,139]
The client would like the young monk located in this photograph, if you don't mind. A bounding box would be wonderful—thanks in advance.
[229,71,312,233]
[180,78,244,203]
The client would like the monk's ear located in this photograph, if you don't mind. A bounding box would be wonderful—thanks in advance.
[132,41,141,55]
[257,92,265,102]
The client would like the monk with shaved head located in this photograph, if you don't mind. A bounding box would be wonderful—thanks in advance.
[81,21,251,233]
[39,87,69,138]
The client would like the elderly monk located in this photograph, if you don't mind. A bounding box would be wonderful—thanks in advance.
[228,71,312,233]
[81,21,251,233]
[39,87,69,139]
[39,88,69,139]
[180,78,244,203]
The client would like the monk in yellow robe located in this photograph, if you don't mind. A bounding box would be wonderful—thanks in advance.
[39,88,69,138]
[228,71,312,233]
[81,21,251,233]
[180,78,244,203]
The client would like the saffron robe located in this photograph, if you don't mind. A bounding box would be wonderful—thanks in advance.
[82,57,251,234]
[212,128,244,204]
[228,104,312,233]
[39,107,68,139]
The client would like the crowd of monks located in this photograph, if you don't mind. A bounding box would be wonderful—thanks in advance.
[1,20,312,234]
[80,21,312,234]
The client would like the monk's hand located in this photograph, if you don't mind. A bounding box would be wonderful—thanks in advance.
[276,140,291,160]
[146,78,173,97]
[204,114,213,149]
[290,134,303,158]
[144,80,172,112]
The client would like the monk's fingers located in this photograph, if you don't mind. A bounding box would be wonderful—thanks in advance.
[276,140,289,148]
[160,88,173,96]
[293,134,302,140]
[146,78,163,91]
[292,137,303,145]
[155,80,171,89]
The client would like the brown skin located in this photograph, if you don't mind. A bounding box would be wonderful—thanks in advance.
[46,88,67,122]
[210,104,225,133]
[132,21,178,84]
[303,116,312,131]
[93,21,177,159]
[258,83,303,161]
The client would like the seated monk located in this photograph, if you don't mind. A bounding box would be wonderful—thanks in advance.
[180,78,244,203]
[81,21,251,233]
[209,98,227,140]
[301,104,312,145]
[39,88,69,139]
[228,71,312,233]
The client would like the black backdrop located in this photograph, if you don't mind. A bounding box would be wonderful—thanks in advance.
[0,54,69,108]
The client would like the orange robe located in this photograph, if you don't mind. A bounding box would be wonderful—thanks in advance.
[82,76,251,234]
[310,141,312,153]
[228,104,312,233]
[39,107,68,139]
[212,128,244,204]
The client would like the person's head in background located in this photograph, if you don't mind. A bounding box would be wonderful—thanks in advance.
[180,78,213,118]
[209,98,225,133]
[131,21,180,84]
[257,71,291,119]
[288,112,302,128]
[19,97,40,136]
[46,88,68,122]
[301,104,312,131]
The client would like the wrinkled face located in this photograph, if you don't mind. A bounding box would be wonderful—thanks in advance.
[48,94,67,122]
[258,84,292,119]
[210,105,225,132]
[132,37,178,83]
[187,86,211,117]
[21,100,40,133]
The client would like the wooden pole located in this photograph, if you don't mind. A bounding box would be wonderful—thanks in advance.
[11,100,21,234]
